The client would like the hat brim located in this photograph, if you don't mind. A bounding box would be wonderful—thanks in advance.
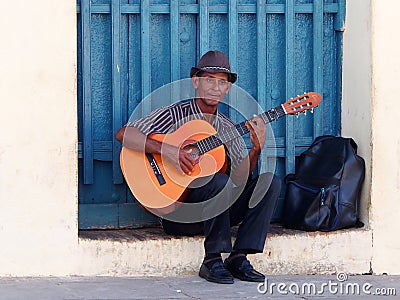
[190,67,237,83]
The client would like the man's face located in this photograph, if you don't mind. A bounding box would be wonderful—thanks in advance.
[191,72,232,106]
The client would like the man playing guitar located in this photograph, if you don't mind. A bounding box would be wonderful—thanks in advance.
[116,50,281,284]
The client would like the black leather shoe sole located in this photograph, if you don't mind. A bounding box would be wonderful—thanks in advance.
[199,263,234,284]
[224,261,265,282]
[229,271,265,282]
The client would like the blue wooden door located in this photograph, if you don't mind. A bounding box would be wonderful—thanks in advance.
[77,0,344,229]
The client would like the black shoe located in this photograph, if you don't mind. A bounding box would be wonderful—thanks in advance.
[224,258,265,282]
[199,260,234,284]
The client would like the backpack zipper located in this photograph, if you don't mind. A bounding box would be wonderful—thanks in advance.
[289,181,327,206]
[320,188,326,206]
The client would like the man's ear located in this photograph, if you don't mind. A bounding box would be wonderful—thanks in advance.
[191,76,200,89]
[225,82,233,94]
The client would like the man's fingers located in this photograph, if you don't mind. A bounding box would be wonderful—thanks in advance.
[179,152,196,175]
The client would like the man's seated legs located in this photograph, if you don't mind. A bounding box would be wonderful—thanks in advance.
[161,172,281,284]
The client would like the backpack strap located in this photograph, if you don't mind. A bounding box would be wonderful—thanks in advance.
[348,138,358,153]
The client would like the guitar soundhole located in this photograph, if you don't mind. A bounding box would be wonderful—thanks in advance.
[183,144,200,160]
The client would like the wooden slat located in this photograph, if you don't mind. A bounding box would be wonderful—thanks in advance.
[118,203,158,228]
[78,204,119,229]
[78,203,158,229]
[81,0,93,184]
[334,0,346,137]
[257,0,269,172]
[334,0,346,31]
[170,1,180,81]
[228,0,238,123]
[77,136,314,160]
[77,3,340,15]
[257,0,267,110]
[170,0,180,104]
[313,0,324,138]
[112,0,123,184]
[285,0,295,174]
[199,0,209,57]
[141,0,151,115]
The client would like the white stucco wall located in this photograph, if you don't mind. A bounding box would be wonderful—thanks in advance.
[369,0,400,274]
[343,0,400,275]
[0,1,79,274]
[342,0,372,227]
[0,0,398,276]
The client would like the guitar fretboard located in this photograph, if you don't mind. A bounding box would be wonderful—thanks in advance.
[195,105,286,155]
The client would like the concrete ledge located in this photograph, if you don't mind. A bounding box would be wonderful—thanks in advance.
[77,225,373,276]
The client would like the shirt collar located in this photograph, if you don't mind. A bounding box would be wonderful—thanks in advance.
[190,98,221,128]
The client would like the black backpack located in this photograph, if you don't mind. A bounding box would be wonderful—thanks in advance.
[282,135,365,231]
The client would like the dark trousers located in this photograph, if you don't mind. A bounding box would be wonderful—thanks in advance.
[162,172,281,254]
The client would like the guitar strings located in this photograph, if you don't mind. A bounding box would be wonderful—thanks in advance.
[194,105,285,155]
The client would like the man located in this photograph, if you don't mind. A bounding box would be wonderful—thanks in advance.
[116,50,281,284]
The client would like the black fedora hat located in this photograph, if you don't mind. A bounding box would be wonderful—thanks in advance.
[190,50,237,83]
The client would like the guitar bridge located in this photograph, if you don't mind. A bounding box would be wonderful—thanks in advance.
[145,153,166,186]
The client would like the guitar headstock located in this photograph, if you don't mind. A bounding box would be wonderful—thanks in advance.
[282,92,322,116]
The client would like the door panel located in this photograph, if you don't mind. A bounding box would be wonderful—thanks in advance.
[77,0,344,229]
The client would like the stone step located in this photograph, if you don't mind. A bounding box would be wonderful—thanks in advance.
[77,224,372,276]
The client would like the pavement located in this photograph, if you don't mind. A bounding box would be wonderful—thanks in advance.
[0,274,399,299]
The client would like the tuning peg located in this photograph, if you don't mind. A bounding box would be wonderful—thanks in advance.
[303,110,307,116]
[295,113,300,118]
[310,108,314,114]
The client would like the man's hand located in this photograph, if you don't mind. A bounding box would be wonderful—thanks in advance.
[162,144,198,175]
[245,115,266,153]
[116,126,199,175]
[230,115,265,185]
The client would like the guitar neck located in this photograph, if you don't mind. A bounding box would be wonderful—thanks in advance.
[195,104,286,155]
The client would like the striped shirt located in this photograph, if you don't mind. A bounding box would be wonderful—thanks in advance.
[126,99,247,171]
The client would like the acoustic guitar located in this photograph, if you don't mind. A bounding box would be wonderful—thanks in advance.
[120,92,322,210]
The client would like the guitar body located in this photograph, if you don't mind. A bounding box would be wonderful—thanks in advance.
[120,119,226,209]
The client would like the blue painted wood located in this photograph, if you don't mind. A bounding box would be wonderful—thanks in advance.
[141,0,151,116]
[199,0,209,57]
[112,0,123,184]
[79,204,119,229]
[285,0,295,175]
[256,0,267,110]
[79,203,158,229]
[77,0,344,229]
[256,0,271,173]
[313,0,324,138]
[335,0,346,31]
[81,0,93,184]
[169,1,180,105]
[334,0,346,136]
[127,13,142,118]
[323,11,341,136]
[77,2,341,14]
[228,0,238,123]
[170,0,180,82]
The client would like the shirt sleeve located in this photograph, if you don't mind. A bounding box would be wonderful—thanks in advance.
[125,106,173,136]
[225,137,247,171]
